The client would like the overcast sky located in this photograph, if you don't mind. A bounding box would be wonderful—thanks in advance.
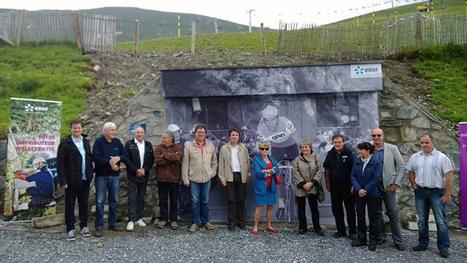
[2,0,424,27]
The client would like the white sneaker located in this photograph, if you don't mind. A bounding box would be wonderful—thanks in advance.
[126,221,134,231]
[135,219,146,227]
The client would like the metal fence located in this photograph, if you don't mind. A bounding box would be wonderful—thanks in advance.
[277,13,467,60]
[0,10,116,52]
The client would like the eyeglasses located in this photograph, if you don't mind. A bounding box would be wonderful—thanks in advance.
[259,148,269,151]
[371,134,382,137]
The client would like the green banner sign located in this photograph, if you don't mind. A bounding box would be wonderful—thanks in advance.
[3,98,62,220]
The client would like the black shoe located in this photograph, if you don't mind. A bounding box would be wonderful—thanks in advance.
[94,229,103,237]
[349,233,357,241]
[237,224,246,230]
[376,239,386,245]
[228,224,235,231]
[298,229,307,235]
[315,229,325,236]
[333,232,347,238]
[439,251,449,258]
[412,245,427,252]
[368,244,377,251]
[351,240,367,247]
[394,244,405,251]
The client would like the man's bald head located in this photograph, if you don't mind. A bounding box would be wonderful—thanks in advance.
[371,127,384,146]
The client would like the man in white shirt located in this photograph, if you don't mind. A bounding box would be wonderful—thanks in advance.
[124,127,154,231]
[218,129,250,231]
[407,134,454,258]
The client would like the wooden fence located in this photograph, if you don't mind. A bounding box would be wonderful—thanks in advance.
[277,13,467,60]
[0,10,116,52]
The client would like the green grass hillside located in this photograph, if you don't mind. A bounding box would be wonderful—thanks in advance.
[0,44,94,139]
[410,45,467,125]
[330,0,465,26]
[117,32,278,53]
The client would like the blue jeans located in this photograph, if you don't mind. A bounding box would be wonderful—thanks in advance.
[95,176,120,230]
[190,180,211,226]
[415,186,450,252]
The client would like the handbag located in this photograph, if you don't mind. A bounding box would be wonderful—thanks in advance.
[274,174,283,185]
[265,173,282,187]
[316,183,325,203]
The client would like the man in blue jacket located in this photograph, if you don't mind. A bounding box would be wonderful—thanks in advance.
[93,122,128,237]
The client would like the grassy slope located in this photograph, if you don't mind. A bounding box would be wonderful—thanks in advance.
[117,32,279,53]
[0,44,94,139]
[411,45,467,125]
[329,0,465,26]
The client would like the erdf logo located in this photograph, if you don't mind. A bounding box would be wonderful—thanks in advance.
[24,104,48,112]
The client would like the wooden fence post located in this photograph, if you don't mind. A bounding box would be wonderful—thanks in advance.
[260,22,266,56]
[74,11,84,53]
[15,10,25,45]
[133,19,140,57]
[415,12,422,48]
[191,21,196,56]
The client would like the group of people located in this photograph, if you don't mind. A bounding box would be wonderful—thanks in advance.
[56,120,454,258]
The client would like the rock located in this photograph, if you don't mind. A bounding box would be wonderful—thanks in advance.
[410,117,430,129]
[397,106,418,119]
[399,142,418,155]
[380,128,399,143]
[380,111,392,118]
[431,122,442,130]
[80,114,89,121]
[32,213,65,228]
[401,127,417,142]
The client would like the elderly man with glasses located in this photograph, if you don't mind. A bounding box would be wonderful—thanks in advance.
[371,128,406,251]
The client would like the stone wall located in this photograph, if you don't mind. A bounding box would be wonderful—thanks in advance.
[379,78,460,228]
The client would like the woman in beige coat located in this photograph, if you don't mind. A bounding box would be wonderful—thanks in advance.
[292,139,324,235]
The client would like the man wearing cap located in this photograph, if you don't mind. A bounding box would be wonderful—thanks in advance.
[256,105,298,161]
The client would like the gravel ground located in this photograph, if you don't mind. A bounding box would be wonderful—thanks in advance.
[0,222,466,263]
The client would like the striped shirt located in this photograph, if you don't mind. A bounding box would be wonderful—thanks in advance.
[406,148,453,189]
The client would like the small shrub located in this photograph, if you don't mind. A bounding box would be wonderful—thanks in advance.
[18,78,41,93]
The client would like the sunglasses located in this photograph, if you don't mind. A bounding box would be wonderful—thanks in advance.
[259,148,269,151]
[371,134,382,137]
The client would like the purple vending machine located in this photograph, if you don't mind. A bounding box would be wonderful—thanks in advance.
[460,122,467,230]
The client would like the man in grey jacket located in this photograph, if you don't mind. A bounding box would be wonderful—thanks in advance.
[371,128,405,251]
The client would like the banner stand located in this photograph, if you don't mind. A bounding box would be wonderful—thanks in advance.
[460,122,467,230]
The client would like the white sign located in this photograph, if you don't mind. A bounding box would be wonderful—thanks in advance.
[350,64,382,78]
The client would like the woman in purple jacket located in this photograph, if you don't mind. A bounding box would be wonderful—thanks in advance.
[351,142,383,251]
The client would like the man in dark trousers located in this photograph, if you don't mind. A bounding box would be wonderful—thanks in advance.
[93,122,128,237]
[324,134,357,240]
[57,119,93,241]
[125,127,154,231]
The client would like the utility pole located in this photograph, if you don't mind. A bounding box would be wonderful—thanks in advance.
[247,9,255,33]
[177,15,181,38]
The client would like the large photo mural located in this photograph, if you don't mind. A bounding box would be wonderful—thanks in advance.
[161,63,383,222]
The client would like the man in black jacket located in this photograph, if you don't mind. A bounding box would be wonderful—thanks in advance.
[57,119,93,241]
[324,134,357,240]
[125,127,154,231]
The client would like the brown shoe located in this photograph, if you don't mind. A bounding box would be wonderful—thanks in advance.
[170,221,178,230]
[203,223,216,230]
[189,224,199,233]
